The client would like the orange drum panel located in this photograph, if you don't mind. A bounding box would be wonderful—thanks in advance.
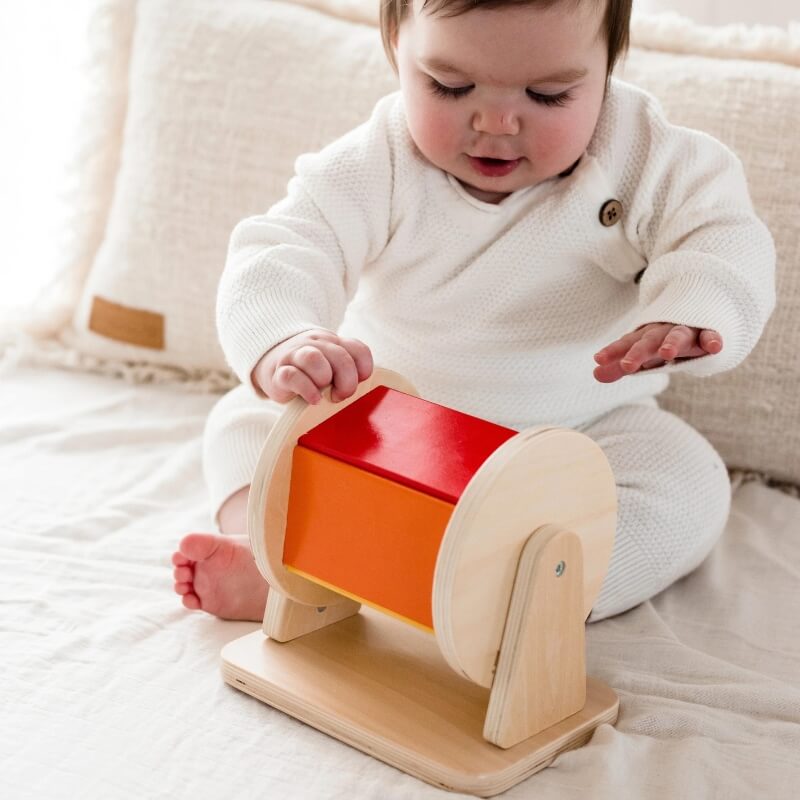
[283,445,455,630]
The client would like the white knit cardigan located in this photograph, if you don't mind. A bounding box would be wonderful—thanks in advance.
[217,78,775,430]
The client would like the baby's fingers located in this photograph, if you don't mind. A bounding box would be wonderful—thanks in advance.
[594,328,649,365]
[699,329,723,354]
[337,336,374,383]
[273,364,324,404]
[657,325,697,360]
[308,340,363,403]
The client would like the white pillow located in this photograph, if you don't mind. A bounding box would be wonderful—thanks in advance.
[60,0,800,484]
[63,0,398,371]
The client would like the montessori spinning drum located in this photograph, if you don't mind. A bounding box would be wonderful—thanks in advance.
[221,368,619,796]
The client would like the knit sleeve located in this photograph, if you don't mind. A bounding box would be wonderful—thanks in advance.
[609,84,776,378]
[215,94,397,389]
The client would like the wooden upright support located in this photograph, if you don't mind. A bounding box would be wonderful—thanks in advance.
[484,525,586,748]
[263,589,360,643]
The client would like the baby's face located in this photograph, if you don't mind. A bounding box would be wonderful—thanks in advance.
[394,0,609,203]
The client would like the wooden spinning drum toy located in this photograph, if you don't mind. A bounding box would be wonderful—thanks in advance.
[222,367,619,796]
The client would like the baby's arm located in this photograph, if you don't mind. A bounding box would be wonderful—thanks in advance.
[593,88,776,383]
[216,97,395,399]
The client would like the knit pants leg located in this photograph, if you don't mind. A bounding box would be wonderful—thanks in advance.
[578,400,732,623]
[202,381,283,526]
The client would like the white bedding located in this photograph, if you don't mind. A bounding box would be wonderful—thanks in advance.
[1,363,798,799]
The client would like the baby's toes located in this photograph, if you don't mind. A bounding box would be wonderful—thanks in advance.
[173,576,201,609]
[178,532,223,563]
[180,590,201,610]
[173,565,193,584]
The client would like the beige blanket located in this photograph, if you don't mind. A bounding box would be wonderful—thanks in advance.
[1,363,797,799]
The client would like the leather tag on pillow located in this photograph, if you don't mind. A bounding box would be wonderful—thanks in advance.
[88,296,165,350]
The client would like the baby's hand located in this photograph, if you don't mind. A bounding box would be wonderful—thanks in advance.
[251,329,374,404]
[593,323,723,384]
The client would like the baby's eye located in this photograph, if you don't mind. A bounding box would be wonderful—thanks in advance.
[526,89,572,107]
[428,78,473,99]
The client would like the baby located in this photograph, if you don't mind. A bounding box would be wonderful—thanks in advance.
[172,0,775,622]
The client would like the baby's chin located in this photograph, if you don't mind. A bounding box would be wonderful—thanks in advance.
[456,179,512,204]
[452,170,551,204]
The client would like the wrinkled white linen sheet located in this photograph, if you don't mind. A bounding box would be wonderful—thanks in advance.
[1,363,798,800]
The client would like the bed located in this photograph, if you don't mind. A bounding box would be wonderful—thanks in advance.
[2,1,799,797]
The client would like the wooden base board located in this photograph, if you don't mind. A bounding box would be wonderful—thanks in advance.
[221,608,618,797]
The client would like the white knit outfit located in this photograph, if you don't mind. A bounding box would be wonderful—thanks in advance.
[207,78,775,621]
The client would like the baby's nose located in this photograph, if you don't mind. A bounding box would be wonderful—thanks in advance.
[472,106,520,136]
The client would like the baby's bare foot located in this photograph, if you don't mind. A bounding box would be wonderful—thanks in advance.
[172,533,267,621]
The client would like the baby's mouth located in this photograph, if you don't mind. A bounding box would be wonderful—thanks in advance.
[468,155,522,178]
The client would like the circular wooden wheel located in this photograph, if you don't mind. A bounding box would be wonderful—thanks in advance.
[247,367,419,607]
[432,426,617,688]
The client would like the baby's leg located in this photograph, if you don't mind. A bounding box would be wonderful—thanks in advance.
[172,382,282,620]
[577,399,732,622]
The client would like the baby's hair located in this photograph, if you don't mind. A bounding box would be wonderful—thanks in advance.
[380,0,632,79]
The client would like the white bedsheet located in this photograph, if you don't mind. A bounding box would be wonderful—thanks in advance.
[1,364,798,799]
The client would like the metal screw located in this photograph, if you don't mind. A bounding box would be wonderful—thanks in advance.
[555,561,566,577]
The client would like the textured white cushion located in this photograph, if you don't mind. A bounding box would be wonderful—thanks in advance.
[62,0,800,482]
[64,0,397,371]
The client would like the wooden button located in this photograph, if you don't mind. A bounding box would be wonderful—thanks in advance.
[599,199,623,227]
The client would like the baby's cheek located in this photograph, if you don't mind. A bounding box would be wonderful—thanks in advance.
[556,106,600,161]
[410,103,460,159]
[535,118,578,160]
[422,123,454,162]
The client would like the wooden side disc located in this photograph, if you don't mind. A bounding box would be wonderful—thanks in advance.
[247,367,419,607]
[433,427,617,687]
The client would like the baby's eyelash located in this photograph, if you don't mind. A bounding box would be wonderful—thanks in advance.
[526,89,572,107]
[427,78,572,108]
[428,79,472,99]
